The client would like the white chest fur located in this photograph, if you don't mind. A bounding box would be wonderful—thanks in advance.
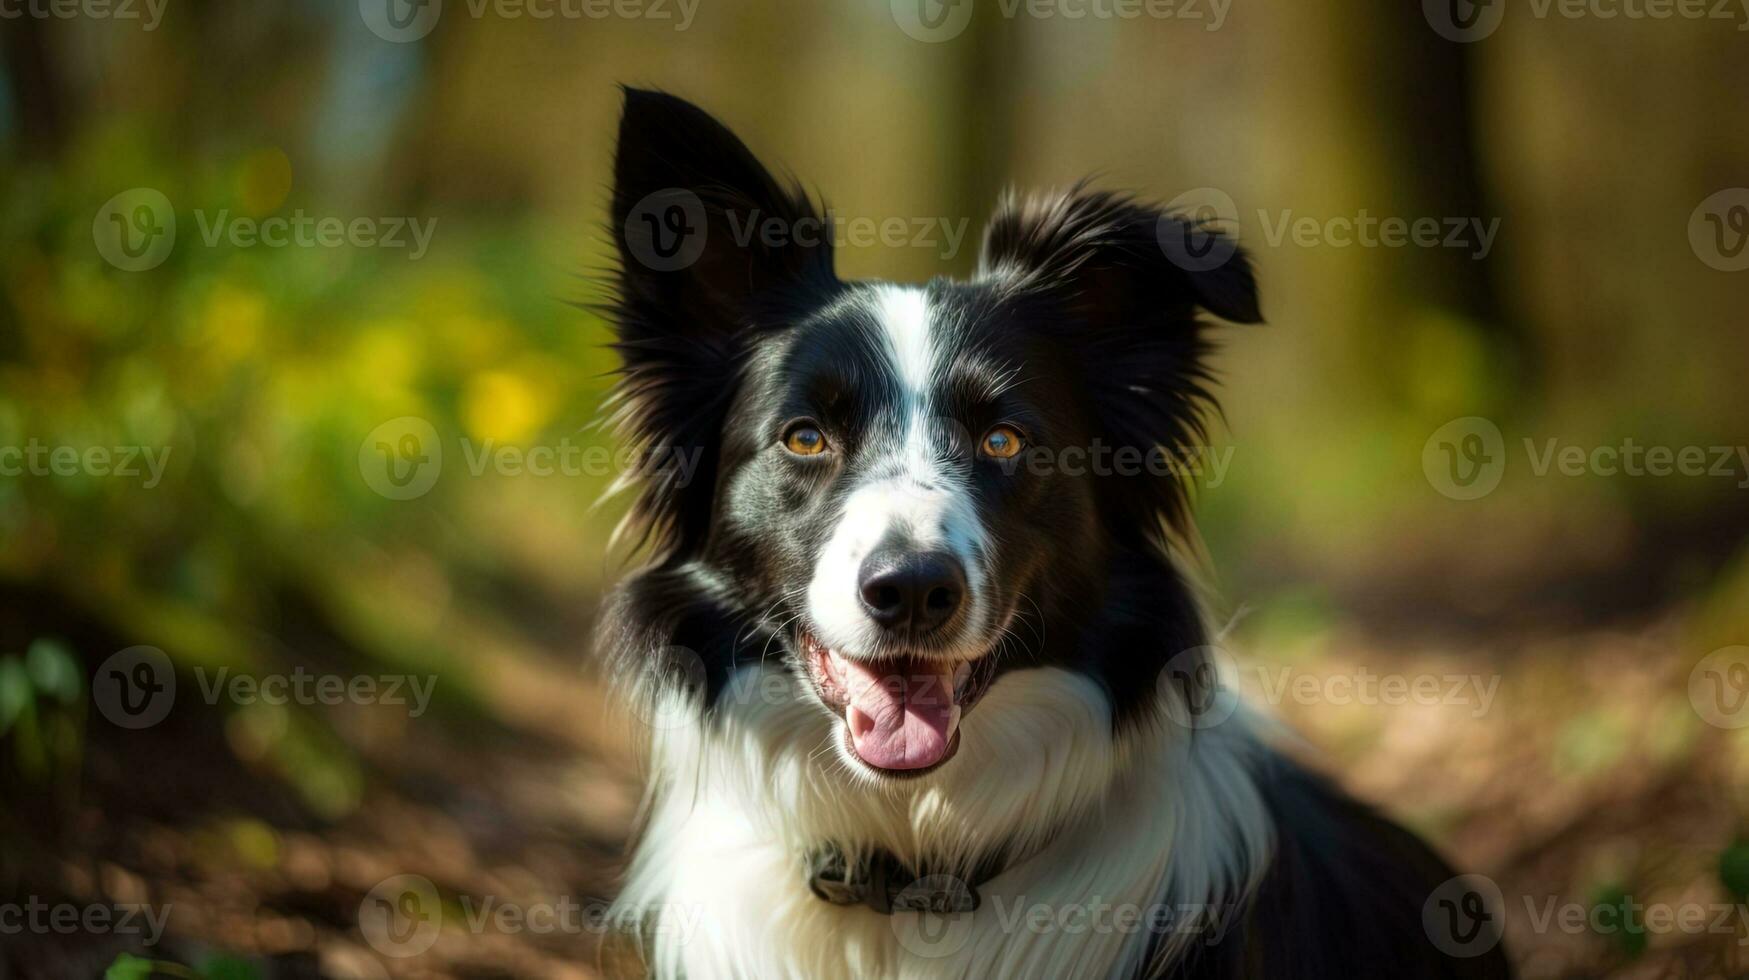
[614,667,1273,980]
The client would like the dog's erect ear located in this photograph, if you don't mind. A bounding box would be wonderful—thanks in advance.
[612,87,835,322]
[977,186,1261,536]
[607,88,837,559]
[978,185,1260,326]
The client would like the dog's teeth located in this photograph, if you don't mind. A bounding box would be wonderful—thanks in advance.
[953,661,971,698]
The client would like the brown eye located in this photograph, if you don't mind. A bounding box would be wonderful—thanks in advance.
[980,425,1024,459]
[783,423,828,456]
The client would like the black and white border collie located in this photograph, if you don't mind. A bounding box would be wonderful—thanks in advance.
[597,88,1513,980]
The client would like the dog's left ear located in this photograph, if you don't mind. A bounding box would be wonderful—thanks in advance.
[612,87,835,328]
[978,185,1261,326]
[607,88,836,558]
[977,186,1261,533]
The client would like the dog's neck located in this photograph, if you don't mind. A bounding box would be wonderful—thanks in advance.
[804,842,1012,915]
[613,675,1275,979]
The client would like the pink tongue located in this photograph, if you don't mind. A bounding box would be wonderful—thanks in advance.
[842,658,958,770]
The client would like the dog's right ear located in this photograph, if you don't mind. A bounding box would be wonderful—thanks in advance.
[608,88,834,559]
[978,185,1261,537]
[612,88,835,324]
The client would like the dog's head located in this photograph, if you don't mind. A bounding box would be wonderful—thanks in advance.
[602,89,1258,784]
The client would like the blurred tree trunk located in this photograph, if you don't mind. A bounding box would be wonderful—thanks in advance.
[3,18,69,158]
[1335,3,1532,407]
[944,3,1022,277]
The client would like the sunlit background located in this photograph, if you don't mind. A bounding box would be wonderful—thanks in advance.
[3,1,1748,976]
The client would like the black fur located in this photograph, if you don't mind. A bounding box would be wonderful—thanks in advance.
[604,89,1247,730]
[1159,758,1513,979]
[599,88,1513,979]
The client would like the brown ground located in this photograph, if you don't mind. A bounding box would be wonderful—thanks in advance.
[2,591,1745,979]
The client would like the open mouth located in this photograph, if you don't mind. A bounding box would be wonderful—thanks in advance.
[800,630,989,776]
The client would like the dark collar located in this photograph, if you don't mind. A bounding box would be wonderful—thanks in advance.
[806,844,1007,915]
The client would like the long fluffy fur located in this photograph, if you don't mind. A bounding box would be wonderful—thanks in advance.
[598,89,1512,980]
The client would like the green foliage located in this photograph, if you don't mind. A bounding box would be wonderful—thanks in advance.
[0,638,85,782]
[1,141,620,817]
[0,657,29,734]
[193,954,261,980]
[1719,840,1749,904]
[1588,883,1649,959]
[26,638,84,704]
[103,954,162,980]
[103,952,261,980]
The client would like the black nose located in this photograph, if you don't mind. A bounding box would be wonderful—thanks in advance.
[858,551,967,634]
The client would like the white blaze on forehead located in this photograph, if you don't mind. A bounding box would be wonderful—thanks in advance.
[874,284,936,398]
[804,285,992,657]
